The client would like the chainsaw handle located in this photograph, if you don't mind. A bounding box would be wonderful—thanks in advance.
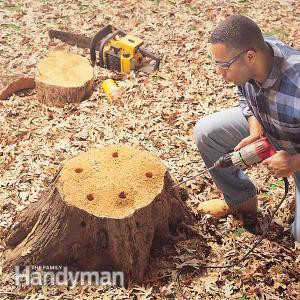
[98,30,122,68]
[90,25,114,66]
[90,25,127,66]
[139,47,160,70]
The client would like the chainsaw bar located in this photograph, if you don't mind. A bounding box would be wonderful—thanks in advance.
[48,30,93,48]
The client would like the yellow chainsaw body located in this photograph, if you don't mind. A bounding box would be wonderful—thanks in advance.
[90,25,160,73]
[102,34,144,73]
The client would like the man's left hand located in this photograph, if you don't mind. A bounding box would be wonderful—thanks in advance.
[261,150,297,177]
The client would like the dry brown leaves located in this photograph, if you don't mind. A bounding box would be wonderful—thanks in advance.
[1,0,300,299]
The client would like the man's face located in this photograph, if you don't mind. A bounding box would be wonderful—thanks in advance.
[209,43,254,85]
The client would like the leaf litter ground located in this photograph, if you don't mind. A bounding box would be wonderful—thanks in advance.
[0,0,300,299]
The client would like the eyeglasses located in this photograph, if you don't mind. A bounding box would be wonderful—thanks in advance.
[213,49,253,70]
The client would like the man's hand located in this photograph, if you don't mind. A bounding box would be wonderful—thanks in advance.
[261,151,300,177]
[235,116,264,151]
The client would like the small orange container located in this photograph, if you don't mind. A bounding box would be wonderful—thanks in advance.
[101,79,122,104]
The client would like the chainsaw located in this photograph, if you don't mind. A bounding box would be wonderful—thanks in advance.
[49,25,160,73]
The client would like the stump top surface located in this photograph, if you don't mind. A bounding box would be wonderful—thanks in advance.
[58,145,166,218]
[37,51,93,88]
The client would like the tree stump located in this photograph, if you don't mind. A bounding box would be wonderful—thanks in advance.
[3,145,192,283]
[36,51,94,107]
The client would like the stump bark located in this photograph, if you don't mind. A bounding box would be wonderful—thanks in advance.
[36,51,94,107]
[3,145,192,283]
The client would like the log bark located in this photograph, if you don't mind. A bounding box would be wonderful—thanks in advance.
[3,145,192,283]
[0,74,35,100]
[36,51,94,107]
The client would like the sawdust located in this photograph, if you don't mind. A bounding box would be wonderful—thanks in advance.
[58,145,166,218]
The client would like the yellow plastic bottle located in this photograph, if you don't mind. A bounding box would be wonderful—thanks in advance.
[101,79,122,104]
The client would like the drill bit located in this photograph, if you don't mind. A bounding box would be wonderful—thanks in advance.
[172,165,215,189]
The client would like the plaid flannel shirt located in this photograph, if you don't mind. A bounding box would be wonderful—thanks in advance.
[238,36,300,154]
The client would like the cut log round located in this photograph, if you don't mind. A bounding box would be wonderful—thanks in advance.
[0,74,35,100]
[36,51,94,107]
[3,145,192,283]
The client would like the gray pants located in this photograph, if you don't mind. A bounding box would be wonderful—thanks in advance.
[194,107,300,242]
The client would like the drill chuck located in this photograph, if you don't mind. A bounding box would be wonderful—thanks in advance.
[214,153,234,168]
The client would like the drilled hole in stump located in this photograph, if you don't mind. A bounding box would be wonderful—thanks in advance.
[119,192,126,199]
[145,172,153,178]
[75,168,83,173]
[86,194,94,201]
[112,152,119,158]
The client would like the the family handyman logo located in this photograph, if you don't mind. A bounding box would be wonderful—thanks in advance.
[14,265,124,288]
